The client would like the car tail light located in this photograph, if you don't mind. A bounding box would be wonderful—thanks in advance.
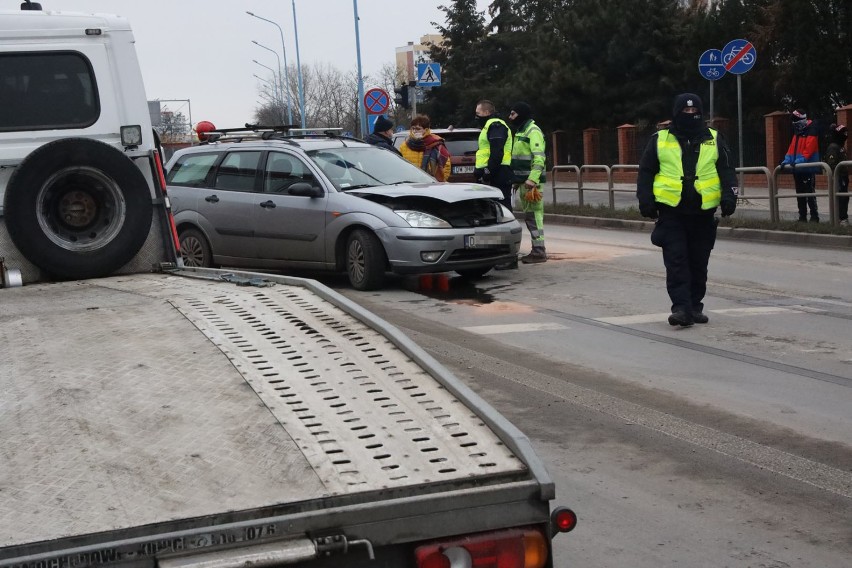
[414,528,548,568]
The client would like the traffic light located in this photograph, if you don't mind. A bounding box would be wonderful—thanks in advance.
[394,84,410,109]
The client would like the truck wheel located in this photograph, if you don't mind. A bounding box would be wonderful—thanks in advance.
[179,228,213,267]
[4,138,152,280]
[346,229,386,290]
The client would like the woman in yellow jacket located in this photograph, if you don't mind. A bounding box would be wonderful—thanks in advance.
[399,115,452,181]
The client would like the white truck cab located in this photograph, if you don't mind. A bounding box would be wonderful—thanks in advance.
[0,1,166,282]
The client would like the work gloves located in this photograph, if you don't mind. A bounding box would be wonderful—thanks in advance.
[639,203,659,219]
[720,197,736,217]
[473,168,486,184]
[524,180,542,202]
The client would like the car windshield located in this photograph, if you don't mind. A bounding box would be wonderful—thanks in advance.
[307,146,435,190]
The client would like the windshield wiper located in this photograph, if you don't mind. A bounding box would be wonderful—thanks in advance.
[342,184,376,190]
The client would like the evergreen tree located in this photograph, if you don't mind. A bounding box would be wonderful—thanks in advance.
[426,1,487,127]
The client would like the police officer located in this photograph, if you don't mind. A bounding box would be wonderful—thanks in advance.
[473,100,513,209]
[636,93,738,327]
[509,101,547,264]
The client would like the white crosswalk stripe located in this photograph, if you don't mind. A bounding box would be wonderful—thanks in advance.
[461,322,569,335]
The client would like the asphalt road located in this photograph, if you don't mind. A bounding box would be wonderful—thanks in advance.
[321,223,852,567]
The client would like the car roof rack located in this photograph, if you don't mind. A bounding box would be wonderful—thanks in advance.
[201,124,362,146]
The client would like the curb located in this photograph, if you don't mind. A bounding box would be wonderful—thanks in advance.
[540,214,852,249]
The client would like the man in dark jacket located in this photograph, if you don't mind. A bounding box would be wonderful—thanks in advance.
[365,115,401,156]
[636,93,738,327]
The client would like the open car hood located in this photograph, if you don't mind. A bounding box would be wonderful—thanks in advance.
[348,182,503,203]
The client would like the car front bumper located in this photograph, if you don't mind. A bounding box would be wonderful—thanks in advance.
[376,222,523,275]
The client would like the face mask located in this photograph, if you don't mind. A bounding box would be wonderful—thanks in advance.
[475,115,489,128]
[674,112,702,134]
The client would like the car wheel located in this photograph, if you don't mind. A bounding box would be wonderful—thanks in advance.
[4,138,153,280]
[456,267,492,279]
[179,228,213,268]
[346,229,386,290]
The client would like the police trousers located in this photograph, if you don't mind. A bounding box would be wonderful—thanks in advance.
[650,212,718,313]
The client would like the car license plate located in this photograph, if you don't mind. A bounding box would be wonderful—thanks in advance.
[453,166,474,174]
[464,234,476,248]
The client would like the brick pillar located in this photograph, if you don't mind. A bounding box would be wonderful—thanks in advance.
[583,128,600,165]
[836,104,852,157]
[617,124,637,164]
[764,110,789,168]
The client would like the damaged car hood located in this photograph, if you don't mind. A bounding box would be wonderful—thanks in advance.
[347,182,503,203]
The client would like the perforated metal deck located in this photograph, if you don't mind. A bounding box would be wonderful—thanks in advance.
[0,273,525,548]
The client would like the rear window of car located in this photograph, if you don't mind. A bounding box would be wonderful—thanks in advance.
[393,132,479,156]
[443,138,479,156]
[0,52,98,132]
[166,153,219,187]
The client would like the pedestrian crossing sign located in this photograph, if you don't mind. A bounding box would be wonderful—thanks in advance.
[416,63,441,87]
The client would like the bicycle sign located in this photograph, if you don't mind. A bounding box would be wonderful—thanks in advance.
[721,39,757,75]
[698,49,726,81]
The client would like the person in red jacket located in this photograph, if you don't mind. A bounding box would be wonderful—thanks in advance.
[780,109,821,222]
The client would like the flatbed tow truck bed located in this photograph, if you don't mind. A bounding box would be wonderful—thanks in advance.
[0,270,553,566]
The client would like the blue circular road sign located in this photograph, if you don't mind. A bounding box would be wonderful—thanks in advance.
[721,39,757,75]
[364,88,390,115]
[698,49,726,81]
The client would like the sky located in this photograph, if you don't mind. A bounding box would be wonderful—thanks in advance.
[57,0,490,129]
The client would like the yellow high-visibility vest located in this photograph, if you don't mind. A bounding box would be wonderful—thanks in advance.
[475,118,512,168]
[653,129,721,209]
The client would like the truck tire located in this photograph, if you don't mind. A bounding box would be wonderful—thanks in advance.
[346,229,386,290]
[179,228,214,268]
[4,138,153,280]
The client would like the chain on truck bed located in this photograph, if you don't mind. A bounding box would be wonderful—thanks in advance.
[0,273,526,548]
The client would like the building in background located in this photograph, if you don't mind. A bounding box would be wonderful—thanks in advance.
[395,34,442,83]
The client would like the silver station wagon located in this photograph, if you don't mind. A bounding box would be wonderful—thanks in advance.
[165,128,522,290]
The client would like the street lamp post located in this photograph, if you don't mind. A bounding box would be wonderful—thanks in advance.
[246,11,294,126]
[291,0,306,129]
[352,0,366,137]
[252,40,287,123]
[253,74,278,106]
[253,60,284,123]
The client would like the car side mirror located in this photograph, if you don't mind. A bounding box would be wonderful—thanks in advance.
[288,182,323,197]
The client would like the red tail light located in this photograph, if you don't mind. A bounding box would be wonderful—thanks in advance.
[551,507,578,534]
[415,528,548,568]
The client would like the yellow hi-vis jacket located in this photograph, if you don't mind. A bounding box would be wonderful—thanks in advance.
[511,119,546,184]
[475,118,512,169]
[653,129,721,209]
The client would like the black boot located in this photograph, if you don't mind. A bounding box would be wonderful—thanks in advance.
[668,310,694,327]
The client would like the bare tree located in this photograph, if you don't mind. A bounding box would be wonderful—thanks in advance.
[156,107,190,143]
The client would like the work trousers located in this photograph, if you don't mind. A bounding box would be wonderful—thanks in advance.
[651,213,718,314]
[793,173,819,219]
[517,184,545,254]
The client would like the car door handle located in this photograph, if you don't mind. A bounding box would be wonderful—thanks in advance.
[205,195,219,203]
[259,200,276,209]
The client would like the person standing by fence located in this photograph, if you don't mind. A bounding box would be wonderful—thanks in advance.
[780,109,821,223]
[825,123,849,225]
[636,93,738,327]
[509,101,547,265]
